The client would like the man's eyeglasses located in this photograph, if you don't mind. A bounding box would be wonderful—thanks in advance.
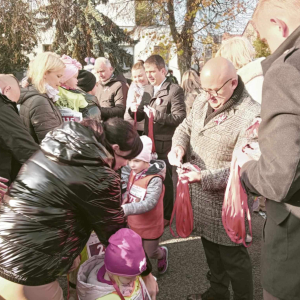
[203,78,233,98]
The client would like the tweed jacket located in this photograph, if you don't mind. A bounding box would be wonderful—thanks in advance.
[173,84,260,246]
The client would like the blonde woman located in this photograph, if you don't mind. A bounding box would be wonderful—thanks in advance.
[215,36,264,103]
[181,69,201,116]
[19,52,65,144]
[124,61,149,134]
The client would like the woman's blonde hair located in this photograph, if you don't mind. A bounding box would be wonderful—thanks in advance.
[28,52,65,93]
[181,69,201,94]
[215,37,255,70]
[132,61,145,71]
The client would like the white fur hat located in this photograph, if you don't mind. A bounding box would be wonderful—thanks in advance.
[134,135,152,162]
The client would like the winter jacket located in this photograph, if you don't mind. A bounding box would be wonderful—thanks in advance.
[241,26,300,300]
[0,122,126,286]
[172,78,260,246]
[57,87,101,121]
[77,255,149,300]
[184,89,201,117]
[129,81,186,158]
[124,82,145,132]
[237,57,265,104]
[96,74,128,121]
[19,85,63,144]
[0,94,39,185]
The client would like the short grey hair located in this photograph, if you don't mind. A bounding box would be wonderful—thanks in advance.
[95,57,112,69]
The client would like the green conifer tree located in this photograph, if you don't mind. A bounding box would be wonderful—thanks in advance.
[0,0,37,74]
[40,0,135,72]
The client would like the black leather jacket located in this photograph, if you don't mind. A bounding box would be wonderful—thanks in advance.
[0,122,126,286]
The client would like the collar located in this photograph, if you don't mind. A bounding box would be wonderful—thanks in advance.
[262,25,300,74]
[0,93,18,113]
[154,77,167,96]
[205,76,245,125]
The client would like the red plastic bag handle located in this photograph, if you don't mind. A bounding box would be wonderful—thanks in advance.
[148,110,156,153]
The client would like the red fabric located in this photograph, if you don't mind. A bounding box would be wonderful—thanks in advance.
[134,112,137,129]
[170,179,194,238]
[148,111,156,153]
[222,156,252,247]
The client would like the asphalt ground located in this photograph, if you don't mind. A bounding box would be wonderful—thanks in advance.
[59,212,265,300]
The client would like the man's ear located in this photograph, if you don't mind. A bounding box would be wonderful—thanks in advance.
[111,144,120,152]
[270,18,289,38]
[232,78,238,90]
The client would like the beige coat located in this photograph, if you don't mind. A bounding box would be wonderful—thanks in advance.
[173,85,260,246]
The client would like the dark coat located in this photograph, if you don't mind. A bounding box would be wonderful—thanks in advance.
[241,26,300,300]
[0,94,39,185]
[129,81,186,158]
[96,74,128,121]
[0,122,126,286]
[19,86,63,144]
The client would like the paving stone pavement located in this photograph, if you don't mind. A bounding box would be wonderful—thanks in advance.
[59,213,264,300]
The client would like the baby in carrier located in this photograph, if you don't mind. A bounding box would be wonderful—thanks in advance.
[77,228,150,300]
[122,136,168,275]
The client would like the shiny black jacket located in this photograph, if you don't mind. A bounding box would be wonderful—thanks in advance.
[0,122,126,286]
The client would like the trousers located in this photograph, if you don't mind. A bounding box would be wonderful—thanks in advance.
[0,276,63,300]
[142,238,164,260]
[160,158,174,220]
[202,237,253,300]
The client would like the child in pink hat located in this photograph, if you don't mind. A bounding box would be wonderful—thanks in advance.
[77,228,151,300]
[122,136,168,275]
[56,55,101,121]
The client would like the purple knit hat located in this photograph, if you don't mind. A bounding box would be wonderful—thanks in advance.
[104,228,147,277]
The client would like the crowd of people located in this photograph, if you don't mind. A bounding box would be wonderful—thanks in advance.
[0,0,300,299]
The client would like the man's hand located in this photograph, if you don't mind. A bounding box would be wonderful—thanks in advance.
[168,146,185,167]
[179,171,201,183]
[144,105,156,118]
[0,177,8,200]
[142,273,158,300]
[131,102,139,113]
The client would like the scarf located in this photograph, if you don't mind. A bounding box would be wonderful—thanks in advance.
[204,76,244,126]
[45,84,60,103]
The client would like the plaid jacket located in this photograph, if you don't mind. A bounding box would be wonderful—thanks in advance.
[173,86,260,246]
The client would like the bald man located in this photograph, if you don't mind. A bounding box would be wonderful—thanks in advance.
[169,57,260,300]
[239,1,300,300]
[0,74,39,187]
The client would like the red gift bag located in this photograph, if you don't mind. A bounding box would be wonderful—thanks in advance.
[222,156,252,247]
[170,178,194,238]
[170,164,199,238]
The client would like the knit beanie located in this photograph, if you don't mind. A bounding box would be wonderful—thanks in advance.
[60,55,82,84]
[134,136,152,163]
[77,70,97,92]
[104,228,147,277]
